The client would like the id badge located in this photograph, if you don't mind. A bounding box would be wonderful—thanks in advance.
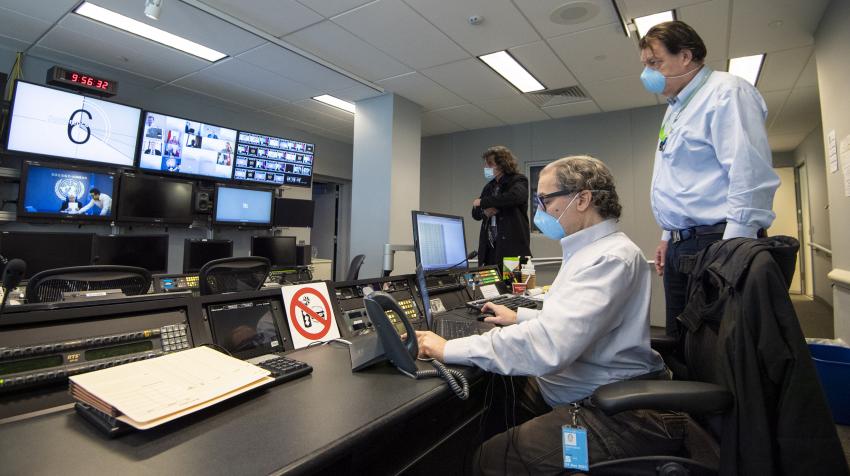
[562,425,589,471]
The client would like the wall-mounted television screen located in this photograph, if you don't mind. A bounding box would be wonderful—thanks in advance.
[273,198,314,227]
[138,111,236,180]
[116,173,194,224]
[234,130,314,187]
[18,161,117,222]
[5,81,141,167]
[213,185,273,227]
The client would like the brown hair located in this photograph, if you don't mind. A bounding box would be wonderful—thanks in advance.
[544,155,622,219]
[639,21,707,63]
[482,146,519,175]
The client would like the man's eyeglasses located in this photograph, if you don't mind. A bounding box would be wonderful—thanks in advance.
[535,190,574,210]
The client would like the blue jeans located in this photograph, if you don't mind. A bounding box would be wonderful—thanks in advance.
[663,233,724,337]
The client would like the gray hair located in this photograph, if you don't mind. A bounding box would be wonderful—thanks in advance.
[543,155,622,219]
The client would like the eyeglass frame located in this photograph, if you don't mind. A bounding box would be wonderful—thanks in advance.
[535,190,575,211]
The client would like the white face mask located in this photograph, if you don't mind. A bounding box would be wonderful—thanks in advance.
[484,167,495,180]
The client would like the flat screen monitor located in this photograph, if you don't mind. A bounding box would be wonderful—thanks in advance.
[5,81,141,167]
[138,111,237,180]
[273,198,314,227]
[18,161,117,222]
[411,211,468,272]
[207,300,284,358]
[93,234,169,273]
[250,236,297,268]
[233,130,314,187]
[0,231,94,279]
[116,173,194,224]
[213,185,273,227]
[183,239,233,273]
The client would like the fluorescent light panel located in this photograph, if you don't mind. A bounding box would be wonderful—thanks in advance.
[634,11,675,38]
[313,95,356,113]
[478,51,545,93]
[74,2,227,62]
[728,54,765,86]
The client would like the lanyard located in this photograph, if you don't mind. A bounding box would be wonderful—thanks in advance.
[658,68,712,145]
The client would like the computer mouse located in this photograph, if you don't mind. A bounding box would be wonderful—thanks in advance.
[477,313,494,321]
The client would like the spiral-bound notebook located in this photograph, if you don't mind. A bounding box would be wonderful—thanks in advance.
[69,346,274,430]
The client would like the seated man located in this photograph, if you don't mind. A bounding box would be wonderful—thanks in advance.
[416,155,686,474]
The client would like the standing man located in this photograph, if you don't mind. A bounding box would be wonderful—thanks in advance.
[640,21,780,337]
[75,188,112,216]
[472,146,531,267]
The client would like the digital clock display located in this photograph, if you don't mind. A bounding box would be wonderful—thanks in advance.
[46,66,118,96]
[64,70,110,91]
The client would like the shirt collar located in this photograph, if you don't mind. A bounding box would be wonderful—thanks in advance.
[560,219,619,259]
[666,65,712,107]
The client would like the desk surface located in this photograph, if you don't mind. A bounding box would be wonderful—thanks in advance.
[0,344,478,476]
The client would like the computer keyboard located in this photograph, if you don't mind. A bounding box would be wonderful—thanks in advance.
[257,356,313,385]
[466,294,538,312]
[437,320,480,340]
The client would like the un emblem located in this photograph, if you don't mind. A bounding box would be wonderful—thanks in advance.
[55,178,86,201]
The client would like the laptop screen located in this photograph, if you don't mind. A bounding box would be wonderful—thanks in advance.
[207,300,283,359]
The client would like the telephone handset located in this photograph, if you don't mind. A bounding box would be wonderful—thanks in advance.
[363,291,418,378]
[363,291,470,399]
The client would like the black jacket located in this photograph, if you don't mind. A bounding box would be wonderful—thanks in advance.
[679,237,848,476]
[472,173,531,267]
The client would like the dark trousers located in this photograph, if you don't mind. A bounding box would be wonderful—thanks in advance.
[473,375,688,475]
[663,233,724,337]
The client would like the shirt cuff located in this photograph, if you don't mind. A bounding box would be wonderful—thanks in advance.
[516,307,539,323]
[723,221,759,239]
[661,230,671,241]
[443,338,474,366]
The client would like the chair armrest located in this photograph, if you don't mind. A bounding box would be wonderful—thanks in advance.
[591,380,732,416]
[650,334,679,354]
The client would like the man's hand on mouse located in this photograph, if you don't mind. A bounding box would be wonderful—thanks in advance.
[480,303,517,326]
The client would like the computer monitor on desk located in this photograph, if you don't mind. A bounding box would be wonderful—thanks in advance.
[183,239,233,273]
[251,236,297,268]
[411,211,468,272]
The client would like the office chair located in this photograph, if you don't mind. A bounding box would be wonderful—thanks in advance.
[25,265,152,304]
[198,256,270,295]
[345,254,365,281]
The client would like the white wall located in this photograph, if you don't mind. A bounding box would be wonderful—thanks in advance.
[421,105,669,326]
[814,0,850,343]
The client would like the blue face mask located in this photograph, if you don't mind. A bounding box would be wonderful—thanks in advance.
[533,194,579,240]
[640,67,666,94]
[483,167,495,180]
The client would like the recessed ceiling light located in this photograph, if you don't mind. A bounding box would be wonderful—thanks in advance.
[728,54,765,86]
[74,2,227,62]
[313,95,356,113]
[634,10,675,38]
[479,51,545,93]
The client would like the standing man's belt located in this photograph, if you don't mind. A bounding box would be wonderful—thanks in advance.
[669,223,727,244]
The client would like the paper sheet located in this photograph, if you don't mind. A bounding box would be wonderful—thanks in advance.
[480,284,501,299]
[828,130,839,173]
[841,135,850,197]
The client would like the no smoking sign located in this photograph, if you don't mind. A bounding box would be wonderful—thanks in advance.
[281,282,340,349]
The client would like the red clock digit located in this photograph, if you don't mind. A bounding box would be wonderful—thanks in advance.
[102,81,109,90]
[71,72,79,82]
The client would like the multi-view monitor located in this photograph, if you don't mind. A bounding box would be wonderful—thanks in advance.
[234,131,314,187]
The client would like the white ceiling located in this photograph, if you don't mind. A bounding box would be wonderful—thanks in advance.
[0,0,830,151]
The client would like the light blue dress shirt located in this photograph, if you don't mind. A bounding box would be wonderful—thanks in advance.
[443,219,663,407]
[651,66,780,240]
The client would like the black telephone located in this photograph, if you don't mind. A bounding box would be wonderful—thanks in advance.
[363,291,418,378]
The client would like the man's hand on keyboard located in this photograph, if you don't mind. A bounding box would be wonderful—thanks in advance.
[416,331,446,362]
[481,303,517,325]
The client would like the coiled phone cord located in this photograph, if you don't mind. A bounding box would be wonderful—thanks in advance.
[416,358,469,400]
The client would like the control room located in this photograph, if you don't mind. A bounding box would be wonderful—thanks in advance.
[0,1,849,474]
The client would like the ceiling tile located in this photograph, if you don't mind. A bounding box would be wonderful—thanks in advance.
[422,111,466,136]
[617,0,707,19]
[377,72,466,110]
[581,74,659,112]
[237,43,362,91]
[761,89,790,129]
[512,0,620,39]
[548,23,643,83]
[170,74,289,111]
[758,46,813,93]
[197,0,323,37]
[0,35,31,52]
[429,104,505,130]
[91,0,264,56]
[729,0,829,57]
[404,0,539,56]
[508,41,578,90]
[332,84,384,102]
[768,131,808,152]
[542,100,601,119]
[178,58,321,102]
[474,96,549,124]
[284,20,412,81]
[421,58,518,102]
[769,86,820,135]
[678,0,730,63]
[296,0,374,18]
[0,0,77,23]
[795,54,817,88]
[37,16,209,82]
[0,6,54,44]
[332,0,469,69]
[293,98,355,122]
[265,100,353,130]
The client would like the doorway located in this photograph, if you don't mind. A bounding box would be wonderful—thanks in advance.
[773,167,802,293]
[311,179,350,281]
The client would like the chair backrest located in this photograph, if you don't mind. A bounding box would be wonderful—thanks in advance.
[345,254,365,281]
[25,265,152,304]
[198,256,270,295]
